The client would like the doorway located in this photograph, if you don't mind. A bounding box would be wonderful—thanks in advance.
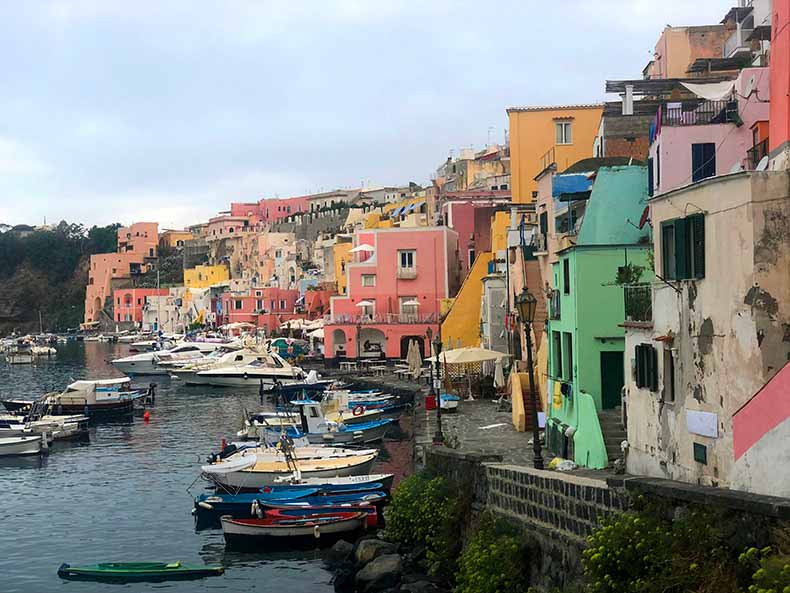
[600,351,624,409]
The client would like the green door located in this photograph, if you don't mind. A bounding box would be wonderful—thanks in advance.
[600,351,624,409]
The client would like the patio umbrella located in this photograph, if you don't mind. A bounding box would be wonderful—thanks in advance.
[355,300,374,307]
[407,339,422,380]
[428,346,507,365]
[349,244,375,253]
[494,357,506,389]
[307,328,324,339]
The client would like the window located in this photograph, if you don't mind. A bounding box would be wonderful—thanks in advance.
[647,157,654,197]
[116,297,121,305]
[501,184,508,190]
[398,250,415,269]
[661,214,705,280]
[563,332,573,381]
[361,300,375,318]
[255,290,262,297]
[399,296,418,319]
[234,300,243,310]
[271,300,276,310]
[691,143,716,182]
[662,347,675,403]
[635,343,658,390]
[563,259,571,294]
[468,249,476,269]
[552,331,563,379]
[275,250,282,258]
[555,121,572,145]
[137,298,142,306]
[256,299,263,311]
[280,299,287,310]
[361,274,376,287]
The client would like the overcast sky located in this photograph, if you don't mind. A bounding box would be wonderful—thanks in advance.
[0,0,733,228]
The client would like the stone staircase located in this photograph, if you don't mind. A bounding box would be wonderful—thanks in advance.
[598,408,627,465]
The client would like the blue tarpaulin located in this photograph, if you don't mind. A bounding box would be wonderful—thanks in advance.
[552,173,593,198]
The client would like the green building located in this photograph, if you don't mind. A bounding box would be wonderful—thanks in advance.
[545,165,653,469]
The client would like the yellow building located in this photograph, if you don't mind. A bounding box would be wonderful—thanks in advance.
[440,252,493,348]
[508,105,603,204]
[333,242,352,295]
[184,263,230,289]
[159,229,194,249]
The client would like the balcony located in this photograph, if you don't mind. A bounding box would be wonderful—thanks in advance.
[747,138,769,169]
[663,100,739,127]
[724,27,754,58]
[624,284,652,323]
[397,267,417,280]
[539,147,556,173]
[548,290,561,320]
[327,313,438,325]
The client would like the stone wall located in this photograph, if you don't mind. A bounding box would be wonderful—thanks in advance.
[423,447,790,592]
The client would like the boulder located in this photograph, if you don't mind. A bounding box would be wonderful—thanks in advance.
[354,538,398,565]
[400,581,442,593]
[325,539,354,567]
[333,563,356,593]
[355,554,403,592]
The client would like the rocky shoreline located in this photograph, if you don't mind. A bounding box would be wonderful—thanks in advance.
[325,536,451,593]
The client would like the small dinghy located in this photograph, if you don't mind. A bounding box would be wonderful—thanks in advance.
[57,561,224,582]
[270,473,395,491]
[220,511,368,547]
[266,506,379,528]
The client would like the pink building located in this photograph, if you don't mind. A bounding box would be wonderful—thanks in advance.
[229,196,311,225]
[85,222,159,325]
[648,68,770,196]
[440,191,510,277]
[219,287,302,333]
[770,0,790,166]
[325,226,460,361]
[113,288,168,324]
[205,214,257,240]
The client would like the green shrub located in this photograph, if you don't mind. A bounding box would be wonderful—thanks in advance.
[455,514,530,593]
[740,546,790,593]
[383,472,462,578]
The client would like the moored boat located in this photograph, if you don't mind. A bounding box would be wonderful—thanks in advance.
[112,342,222,375]
[197,354,306,388]
[57,562,224,582]
[220,511,368,547]
[1,378,145,417]
[0,435,44,456]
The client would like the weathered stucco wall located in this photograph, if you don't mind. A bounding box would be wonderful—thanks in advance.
[625,172,790,493]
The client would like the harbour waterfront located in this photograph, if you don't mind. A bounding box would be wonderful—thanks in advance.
[1,342,410,593]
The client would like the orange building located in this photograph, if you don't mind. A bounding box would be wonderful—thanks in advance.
[507,105,603,204]
[84,222,159,325]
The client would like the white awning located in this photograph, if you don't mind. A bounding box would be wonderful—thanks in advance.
[680,80,735,101]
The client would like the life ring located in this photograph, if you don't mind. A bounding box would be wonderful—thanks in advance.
[352,405,365,417]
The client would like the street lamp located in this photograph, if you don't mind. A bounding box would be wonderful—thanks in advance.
[515,287,544,470]
[356,323,362,365]
[432,334,444,444]
[425,327,434,391]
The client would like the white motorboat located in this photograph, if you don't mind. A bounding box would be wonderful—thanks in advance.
[210,444,378,464]
[0,414,89,441]
[2,377,144,417]
[198,354,306,388]
[111,342,222,375]
[201,450,378,489]
[0,435,44,456]
[31,346,57,357]
[170,348,265,385]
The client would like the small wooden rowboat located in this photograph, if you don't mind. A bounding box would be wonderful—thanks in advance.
[57,562,224,582]
[265,505,379,528]
[220,511,367,546]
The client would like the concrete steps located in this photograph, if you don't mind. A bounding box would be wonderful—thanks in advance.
[598,408,626,464]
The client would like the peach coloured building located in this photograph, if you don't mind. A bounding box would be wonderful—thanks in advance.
[325,226,460,362]
[84,222,159,325]
[113,288,169,324]
[230,196,310,225]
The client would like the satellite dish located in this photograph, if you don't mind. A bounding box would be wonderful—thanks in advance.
[743,75,756,98]
[729,162,744,173]
[638,206,650,229]
[756,156,769,171]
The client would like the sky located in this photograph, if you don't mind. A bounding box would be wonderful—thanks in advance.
[0,0,734,229]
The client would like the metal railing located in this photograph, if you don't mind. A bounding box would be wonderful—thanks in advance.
[548,290,561,320]
[326,313,438,325]
[624,284,652,323]
[540,147,556,172]
[662,100,739,127]
[747,138,769,169]
[724,28,754,58]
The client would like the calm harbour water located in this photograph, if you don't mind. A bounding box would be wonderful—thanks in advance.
[1,342,410,593]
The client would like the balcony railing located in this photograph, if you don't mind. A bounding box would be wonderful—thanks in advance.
[326,313,438,325]
[624,284,652,323]
[539,146,556,173]
[548,290,561,320]
[747,138,769,169]
[663,100,739,127]
[397,267,417,280]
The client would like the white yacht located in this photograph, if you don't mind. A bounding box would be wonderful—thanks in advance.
[170,348,269,385]
[111,342,222,376]
[198,353,306,388]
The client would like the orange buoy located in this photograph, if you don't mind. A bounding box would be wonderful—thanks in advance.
[143,410,150,421]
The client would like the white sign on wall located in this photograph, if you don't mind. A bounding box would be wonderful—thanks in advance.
[686,410,719,438]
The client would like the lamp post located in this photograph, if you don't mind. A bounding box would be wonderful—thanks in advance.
[425,327,434,391]
[432,334,444,444]
[515,287,544,470]
[356,323,362,365]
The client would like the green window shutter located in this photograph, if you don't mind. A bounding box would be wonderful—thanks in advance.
[674,217,690,279]
[691,214,705,279]
[649,346,659,391]
[661,223,674,280]
[635,345,645,388]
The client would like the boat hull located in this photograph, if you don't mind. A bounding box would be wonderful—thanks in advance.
[0,435,43,456]
[304,422,392,445]
[220,513,367,548]
[112,359,168,376]
[202,373,304,388]
[57,563,224,582]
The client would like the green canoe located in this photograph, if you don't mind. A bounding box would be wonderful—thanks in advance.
[57,561,224,581]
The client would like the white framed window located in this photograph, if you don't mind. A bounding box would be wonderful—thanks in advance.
[279,299,287,310]
[555,121,573,145]
[361,274,376,287]
[399,296,418,321]
[398,250,416,269]
[234,300,243,310]
[361,300,375,318]
[256,299,263,311]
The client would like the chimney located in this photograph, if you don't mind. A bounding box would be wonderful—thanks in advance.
[622,85,634,116]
